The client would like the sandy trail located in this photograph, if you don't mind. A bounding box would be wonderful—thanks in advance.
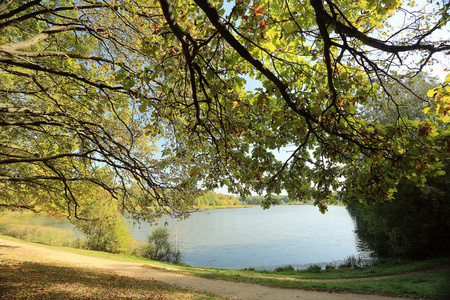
[0,238,409,300]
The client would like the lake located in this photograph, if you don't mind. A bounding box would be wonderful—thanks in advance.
[28,205,369,270]
[129,205,370,270]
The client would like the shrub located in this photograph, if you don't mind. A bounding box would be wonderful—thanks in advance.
[140,227,181,263]
[305,264,322,273]
[76,214,134,254]
[275,265,295,272]
[339,255,371,269]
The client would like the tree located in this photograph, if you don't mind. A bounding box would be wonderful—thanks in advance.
[75,198,135,254]
[141,227,181,263]
[347,73,450,258]
[347,160,450,258]
[130,0,450,211]
[360,73,440,124]
[1,0,449,218]
[0,0,202,221]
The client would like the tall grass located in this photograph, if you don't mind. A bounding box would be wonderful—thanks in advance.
[0,211,182,263]
[0,211,76,246]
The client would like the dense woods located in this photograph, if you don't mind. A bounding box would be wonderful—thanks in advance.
[347,161,450,258]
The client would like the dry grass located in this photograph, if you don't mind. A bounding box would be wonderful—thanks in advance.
[0,244,221,300]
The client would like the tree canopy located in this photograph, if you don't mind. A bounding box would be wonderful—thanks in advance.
[0,0,202,220]
[347,73,450,258]
[1,0,449,218]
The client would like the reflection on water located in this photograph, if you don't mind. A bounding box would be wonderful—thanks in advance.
[129,205,372,270]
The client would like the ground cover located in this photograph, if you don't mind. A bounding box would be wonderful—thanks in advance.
[0,259,221,300]
[189,268,450,299]
[0,236,222,300]
[1,235,449,299]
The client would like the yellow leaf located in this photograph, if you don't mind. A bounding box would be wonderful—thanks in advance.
[265,42,276,52]
[441,115,450,123]
[427,88,437,97]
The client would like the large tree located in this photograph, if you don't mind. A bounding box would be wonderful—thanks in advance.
[0,0,201,220]
[1,0,449,217]
[347,160,450,258]
[347,73,450,258]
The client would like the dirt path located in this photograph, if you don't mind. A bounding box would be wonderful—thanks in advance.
[0,238,410,300]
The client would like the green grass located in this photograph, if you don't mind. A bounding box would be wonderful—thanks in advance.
[190,269,450,299]
[269,258,448,278]
[163,256,450,299]
[181,257,450,279]
[2,234,450,299]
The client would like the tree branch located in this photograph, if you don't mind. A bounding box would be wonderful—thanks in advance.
[311,0,450,54]
[0,25,89,50]
[0,58,123,91]
[0,3,106,29]
[193,0,313,122]
[0,0,15,15]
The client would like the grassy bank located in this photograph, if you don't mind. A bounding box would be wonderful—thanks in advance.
[182,258,450,299]
[192,270,450,299]
[0,211,77,246]
[2,235,449,299]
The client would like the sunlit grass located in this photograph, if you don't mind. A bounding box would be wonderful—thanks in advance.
[190,268,450,299]
[0,211,76,246]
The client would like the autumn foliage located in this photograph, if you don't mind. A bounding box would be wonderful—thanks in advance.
[1,0,449,218]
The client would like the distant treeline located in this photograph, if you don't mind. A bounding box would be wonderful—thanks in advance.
[238,195,315,206]
[193,192,323,207]
[194,191,242,207]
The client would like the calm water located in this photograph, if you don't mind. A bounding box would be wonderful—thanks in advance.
[129,205,369,270]
[29,205,368,270]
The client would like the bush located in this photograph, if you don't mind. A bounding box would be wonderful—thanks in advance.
[275,265,295,272]
[140,227,181,263]
[76,214,134,254]
[339,255,370,269]
[305,264,322,273]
